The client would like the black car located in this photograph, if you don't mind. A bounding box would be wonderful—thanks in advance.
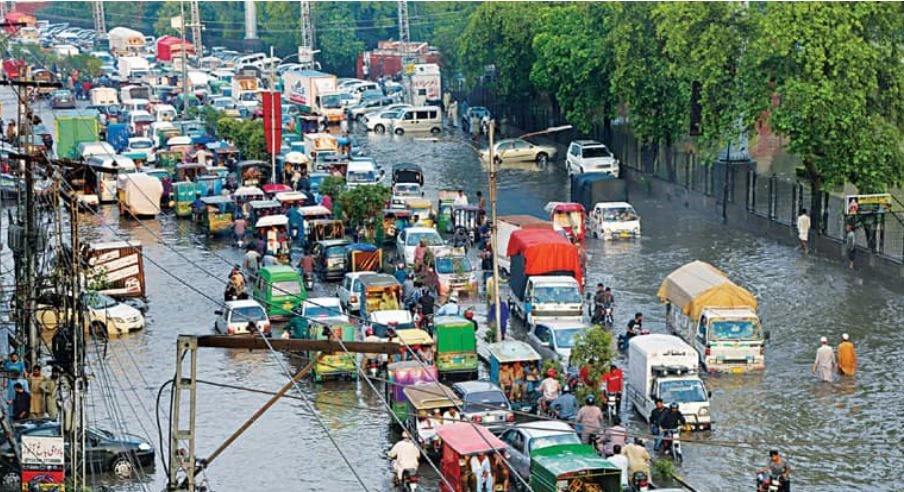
[0,420,155,489]
[50,90,76,110]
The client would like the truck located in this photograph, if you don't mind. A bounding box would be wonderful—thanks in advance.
[55,110,100,159]
[281,70,344,123]
[409,63,441,107]
[657,260,765,373]
[90,87,119,106]
[107,27,146,55]
[627,334,712,431]
[496,215,553,275]
[505,228,583,328]
[117,56,150,81]
[231,74,260,109]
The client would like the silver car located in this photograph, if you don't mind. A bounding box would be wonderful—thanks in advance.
[499,421,581,481]
[451,381,514,433]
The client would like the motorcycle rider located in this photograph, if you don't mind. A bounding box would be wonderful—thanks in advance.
[621,312,643,349]
[363,327,384,370]
[622,438,651,481]
[648,398,667,451]
[591,284,606,323]
[387,431,421,483]
[550,385,578,420]
[535,369,561,415]
[574,395,603,444]
[599,415,628,457]
[436,292,461,316]
[658,402,687,455]
[601,364,624,414]
[761,450,791,492]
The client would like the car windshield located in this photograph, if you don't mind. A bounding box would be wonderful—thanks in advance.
[130,140,152,149]
[272,280,302,297]
[304,304,342,318]
[553,328,585,348]
[406,232,443,246]
[533,286,581,304]
[582,146,612,158]
[214,99,232,108]
[240,92,257,101]
[436,256,473,274]
[321,94,342,109]
[393,184,420,197]
[383,110,403,119]
[462,391,510,413]
[528,433,581,452]
[87,293,118,309]
[710,320,761,341]
[347,170,376,183]
[659,380,708,404]
[601,207,638,222]
[135,114,154,123]
[230,305,267,323]
[325,246,346,258]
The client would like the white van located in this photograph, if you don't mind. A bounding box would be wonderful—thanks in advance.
[345,159,383,189]
[591,202,641,240]
[391,106,442,135]
[236,53,266,68]
[152,104,177,122]
[85,155,137,203]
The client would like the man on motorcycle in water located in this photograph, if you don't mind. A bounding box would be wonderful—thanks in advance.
[363,327,384,369]
[601,364,624,414]
[550,385,578,420]
[648,398,667,451]
[657,403,686,455]
[535,369,561,415]
[387,431,421,483]
[574,395,603,444]
[760,450,791,492]
[623,438,651,482]
[599,415,628,457]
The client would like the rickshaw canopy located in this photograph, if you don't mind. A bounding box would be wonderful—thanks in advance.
[299,205,331,217]
[255,214,289,229]
[199,195,233,206]
[435,422,507,456]
[544,201,586,215]
[232,186,264,199]
[656,260,758,320]
[276,191,307,204]
[285,151,310,165]
[250,200,281,210]
[345,242,379,253]
[396,328,434,346]
[262,183,293,195]
[404,383,462,411]
[485,340,541,364]
[392,162,424,185]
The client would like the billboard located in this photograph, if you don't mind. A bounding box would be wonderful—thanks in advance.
[844,194,893,216]
[21,435,65,490]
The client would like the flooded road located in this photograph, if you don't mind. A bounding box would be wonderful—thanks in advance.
[6,94,902,491]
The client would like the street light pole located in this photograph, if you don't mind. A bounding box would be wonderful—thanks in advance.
[488,120,502,342]
[269,45,277,184]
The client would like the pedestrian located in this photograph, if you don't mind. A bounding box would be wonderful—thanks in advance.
[837,333,857,376]
[845,224,856,269]
[812,336,836,383]
[453,189,468,206]
[27,366,45,418]
[608,444,629,490]
[487,300,509,340]
[9,383,29,421]
[42,368,59,419]
[477,190,486,212]
[6,120,16,143]
[796,209,810,254]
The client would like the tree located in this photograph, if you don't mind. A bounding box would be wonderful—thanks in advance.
[459,3,539,98]
[337,184,391,232]
[568,325,614,405]
[608,2,684,177]
[750,3,904,226]
[314,3,366,76]
[319,176,346,199]
[531,3,615,133]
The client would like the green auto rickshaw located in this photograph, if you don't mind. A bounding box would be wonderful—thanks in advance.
[309,321,357,382]
[252,265,307,321]
[437,189,458,233]
[173,181,204,218]
[529,443,622,492]
[433,315,478,381]
[198,195,236,236]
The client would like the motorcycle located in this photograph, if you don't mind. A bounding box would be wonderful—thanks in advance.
[303,271,315,291]
[603,391,619,421]
[618,328,649,352]
[591,302,614,327]
[365,357,381,378]
[661,428,683,464]
[630,471,651,492]
[398,468,419,491]
[756,472,783,492]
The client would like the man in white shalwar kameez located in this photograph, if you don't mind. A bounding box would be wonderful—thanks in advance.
[812,336,836,382]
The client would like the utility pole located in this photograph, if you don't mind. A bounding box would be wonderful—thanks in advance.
[397,0,410,44]
[488,121,502,342]
[298,0,316,69]
[189,0,202,57]
[0,2,6,18]
[243,0,258,50]
[269,45,277,184]
[92,0,106,37]
[179,0,189,119]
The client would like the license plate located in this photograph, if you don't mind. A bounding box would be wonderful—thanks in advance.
[620,232,629,238]
[453,357,462,364]
[283,303,293,310]
[683,424,692,431]
[731,367,744,374]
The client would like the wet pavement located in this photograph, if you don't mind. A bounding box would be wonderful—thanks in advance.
[3,93,902,491]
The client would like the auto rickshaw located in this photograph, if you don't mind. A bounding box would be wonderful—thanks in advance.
[276,191,307,212]
[308,321,357,382]
[175,163,208,183]
[197,195,236,235]
[485,340,542,412]
[248,200,283,231]
[262,183,293,200]
[406,198,434,227]
[451,205,481,243]
[252,264,306,320]
[237,160,269,187]
[529,444,622,492]
[433,316,478,381]
[255,214,291,261]
[283,151,311,182]
[434,423,509,492]
[299,205,332,221]
[356,273,403,320]
[232,186,265,209]
[156,150,183,170]
[196,174,225,197]
[173,181,203,218]
[544,201,586,242]
[404,382,462,453]
[434,253,478,300]
[391,162,424,187]
[380,209,411,246]
[213,145,240,169]
[385,361,439,424]
[345,242,382,272]
[311,238,351,281]
[437,190,459,233]
[307,218,344,247]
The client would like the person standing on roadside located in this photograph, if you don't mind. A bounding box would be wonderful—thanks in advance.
[837,333,857,376]
[796,209,810,254]
[812,336,836,383]
[845,224,857,269]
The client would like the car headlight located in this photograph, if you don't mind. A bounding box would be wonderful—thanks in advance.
[138,442,152,451]
[698,407,709,416]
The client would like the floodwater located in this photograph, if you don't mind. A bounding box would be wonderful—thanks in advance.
[5,93,903,492]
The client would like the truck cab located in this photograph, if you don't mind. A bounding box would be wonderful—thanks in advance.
[519,276,583,328]
[690,308,764,373]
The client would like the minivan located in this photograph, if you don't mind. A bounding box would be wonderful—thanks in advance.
[253,265,307,321]
[392,106,442,135]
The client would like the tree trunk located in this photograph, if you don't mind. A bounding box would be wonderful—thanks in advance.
[665,136,677,183]
[805,158,824,234]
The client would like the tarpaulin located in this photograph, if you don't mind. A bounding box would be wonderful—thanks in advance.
[506,228,582,285]
[656,260,757,320]
[262,91,282,154]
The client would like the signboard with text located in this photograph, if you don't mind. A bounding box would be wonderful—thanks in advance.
[21,435,65,490]
[844,194,893,216]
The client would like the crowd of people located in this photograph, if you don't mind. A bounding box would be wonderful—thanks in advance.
[3,353,60,421]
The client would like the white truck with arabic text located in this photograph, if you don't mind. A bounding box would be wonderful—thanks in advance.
[282,70,344,123]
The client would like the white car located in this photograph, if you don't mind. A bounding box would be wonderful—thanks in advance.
[126,137,156,163]
[500,421,581,481]
[338,271,378,313]
[591,202,641,240]
[214,300,271,335]
[364,108,405,133]
[527,320,589,372]
[565,140,619,177]
[367,309,415,338]
[301,297,348,324]
[396,227,448,267]
[390,182,422,208]
[34,291,145,336]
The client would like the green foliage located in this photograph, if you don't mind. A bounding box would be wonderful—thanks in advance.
[569,325,614,405]
[653,459,677,481]
[319,176,346,199]
[531,4,615,133]
[215,117,266,160]
[337,185,392,228]
[152,1,184,37]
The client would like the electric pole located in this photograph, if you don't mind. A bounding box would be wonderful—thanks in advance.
[189,0,202,57]
[397,0,410,44]
[298,0,316,69]
[0,2,7,18]
[488,121,502,342]
[92,0,106,37]
[179,0,189,118]
[243,0,258,50]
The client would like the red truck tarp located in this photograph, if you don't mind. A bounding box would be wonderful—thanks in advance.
[506,228,582,286]
[156,35,194,62]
